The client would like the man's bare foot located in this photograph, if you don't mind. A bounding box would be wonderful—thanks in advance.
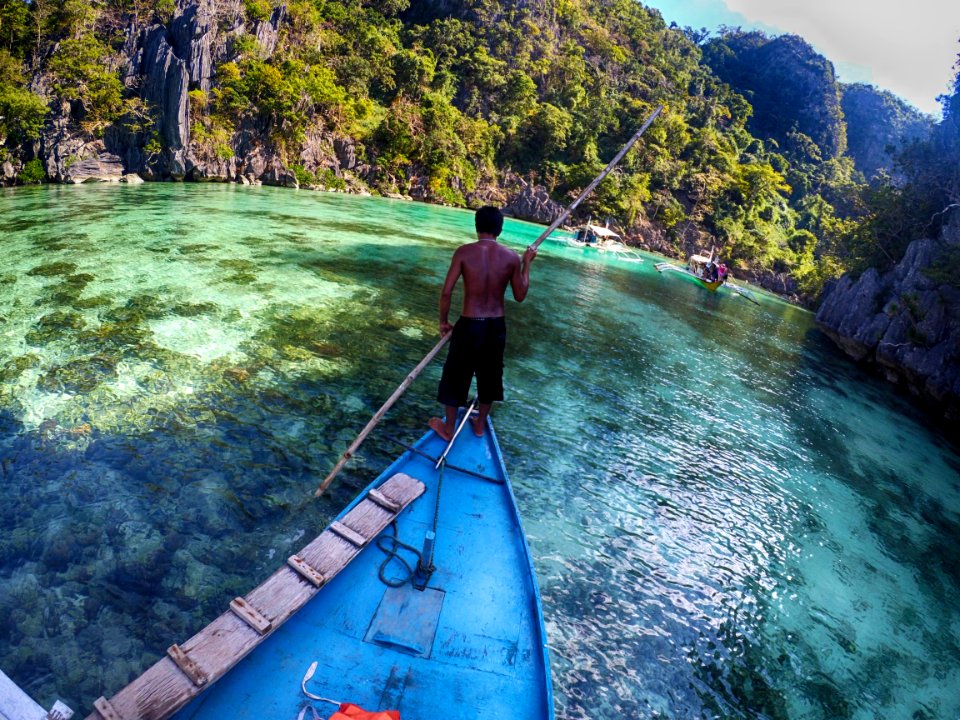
[429,417,453,441]
[470,414,485,437]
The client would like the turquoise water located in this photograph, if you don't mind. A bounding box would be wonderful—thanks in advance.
[1,184,958,718]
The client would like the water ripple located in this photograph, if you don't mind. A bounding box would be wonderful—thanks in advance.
[1,185,958,719]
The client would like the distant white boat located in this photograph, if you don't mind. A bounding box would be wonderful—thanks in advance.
[568,224,643,263]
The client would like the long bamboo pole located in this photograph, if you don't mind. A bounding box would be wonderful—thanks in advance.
[315,334,452,495]
[315,103,664,497]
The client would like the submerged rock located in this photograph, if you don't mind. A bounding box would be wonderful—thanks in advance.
[25,311,87,345]
[37,354,118,394]
[27,261,79,277]
[0,354,41,383]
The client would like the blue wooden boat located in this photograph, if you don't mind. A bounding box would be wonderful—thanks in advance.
[86,418,553,720]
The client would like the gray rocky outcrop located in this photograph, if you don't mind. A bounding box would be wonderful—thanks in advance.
[261,159,298,188]
[188,154,236,181]
[169,1,218,92]
[38,112,127,183]
[504,182,564,224]
[816,215,960,421]
[254,5,287,58]
[140,26,190,177]
[64,153,125,183]
[300,131,339,176]
[334,138,357,170]
[741,268,799,299]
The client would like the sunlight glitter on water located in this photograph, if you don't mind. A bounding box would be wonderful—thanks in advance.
[1,184,958,720]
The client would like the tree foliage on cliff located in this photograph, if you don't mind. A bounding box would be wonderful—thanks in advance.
[0,0,954,303]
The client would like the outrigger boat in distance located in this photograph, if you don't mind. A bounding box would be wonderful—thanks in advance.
[654,249,759,304]
[568,224,643,263]
[85,417,553,720]
[654,257,724,291]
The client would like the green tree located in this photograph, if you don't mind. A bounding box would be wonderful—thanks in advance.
[47,35,124,126]
[0,49,47,144]
[0,0,29,54]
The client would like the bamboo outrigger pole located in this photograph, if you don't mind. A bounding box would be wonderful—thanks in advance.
[315,104,664,496]
[315,334,452,496]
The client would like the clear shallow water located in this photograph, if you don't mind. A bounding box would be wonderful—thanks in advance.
[1,184,958,719]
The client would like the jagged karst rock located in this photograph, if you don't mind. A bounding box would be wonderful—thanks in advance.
[300,131,339,177]
[188,151,237,181]
[139,26,190,178]
[39,112,87,181]
[504,182,564,224]
[741,268,798,299]
[261,160,297,188]
[334,138,356,170]
[254,5,287,58]
[64,153,125,183]
[170,1,218,92]
[121,173,144,184]
[816,218,960,421]
[2,161,15,182]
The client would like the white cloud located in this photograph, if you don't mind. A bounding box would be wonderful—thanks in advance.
[724,0,959,114]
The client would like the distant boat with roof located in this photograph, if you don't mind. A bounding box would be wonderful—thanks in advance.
[655,247,758,303]
[567,224,644,262]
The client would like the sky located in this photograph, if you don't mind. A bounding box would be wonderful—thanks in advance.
[641,0,959,116]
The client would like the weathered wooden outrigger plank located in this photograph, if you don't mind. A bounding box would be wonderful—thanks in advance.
[85,473,426,720]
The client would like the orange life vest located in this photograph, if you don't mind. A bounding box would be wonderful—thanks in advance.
[329,703,400,720]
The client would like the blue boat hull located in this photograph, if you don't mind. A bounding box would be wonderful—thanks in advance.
[174,420,553,720]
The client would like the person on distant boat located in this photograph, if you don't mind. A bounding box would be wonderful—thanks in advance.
[705,260,719,282]
[429,206,537,440]
[717,262,728,283]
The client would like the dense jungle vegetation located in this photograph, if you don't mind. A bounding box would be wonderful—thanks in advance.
[0,0,957,301]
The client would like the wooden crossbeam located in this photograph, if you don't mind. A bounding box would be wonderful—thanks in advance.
[85,472,425,720]
[287,555,326,586]
[367,488,401,513]
[166,644,208,687]
[330,520,367,547]
[92,697,123,720]
[229,597,271,635]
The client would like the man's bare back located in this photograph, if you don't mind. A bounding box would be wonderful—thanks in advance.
[430,207,536,440]
[439,239,533,330]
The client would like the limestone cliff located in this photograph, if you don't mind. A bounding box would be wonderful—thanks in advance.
[8,0,551,219]
[701,32,847,162]
[816,214,960,422]
[841,83,933,182]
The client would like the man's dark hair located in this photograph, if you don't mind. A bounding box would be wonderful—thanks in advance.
[475,206,504,237]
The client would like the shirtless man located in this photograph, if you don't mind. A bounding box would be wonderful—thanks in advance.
[429,206,537,440]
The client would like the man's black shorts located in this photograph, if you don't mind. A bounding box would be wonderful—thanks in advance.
[437,316,506,406]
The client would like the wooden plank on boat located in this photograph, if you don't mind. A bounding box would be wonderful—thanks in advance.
[229,597,272,635]
[84,472,425,720]
[166,644,208,687]
[92,697,124,720]
[330,520,367,547]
